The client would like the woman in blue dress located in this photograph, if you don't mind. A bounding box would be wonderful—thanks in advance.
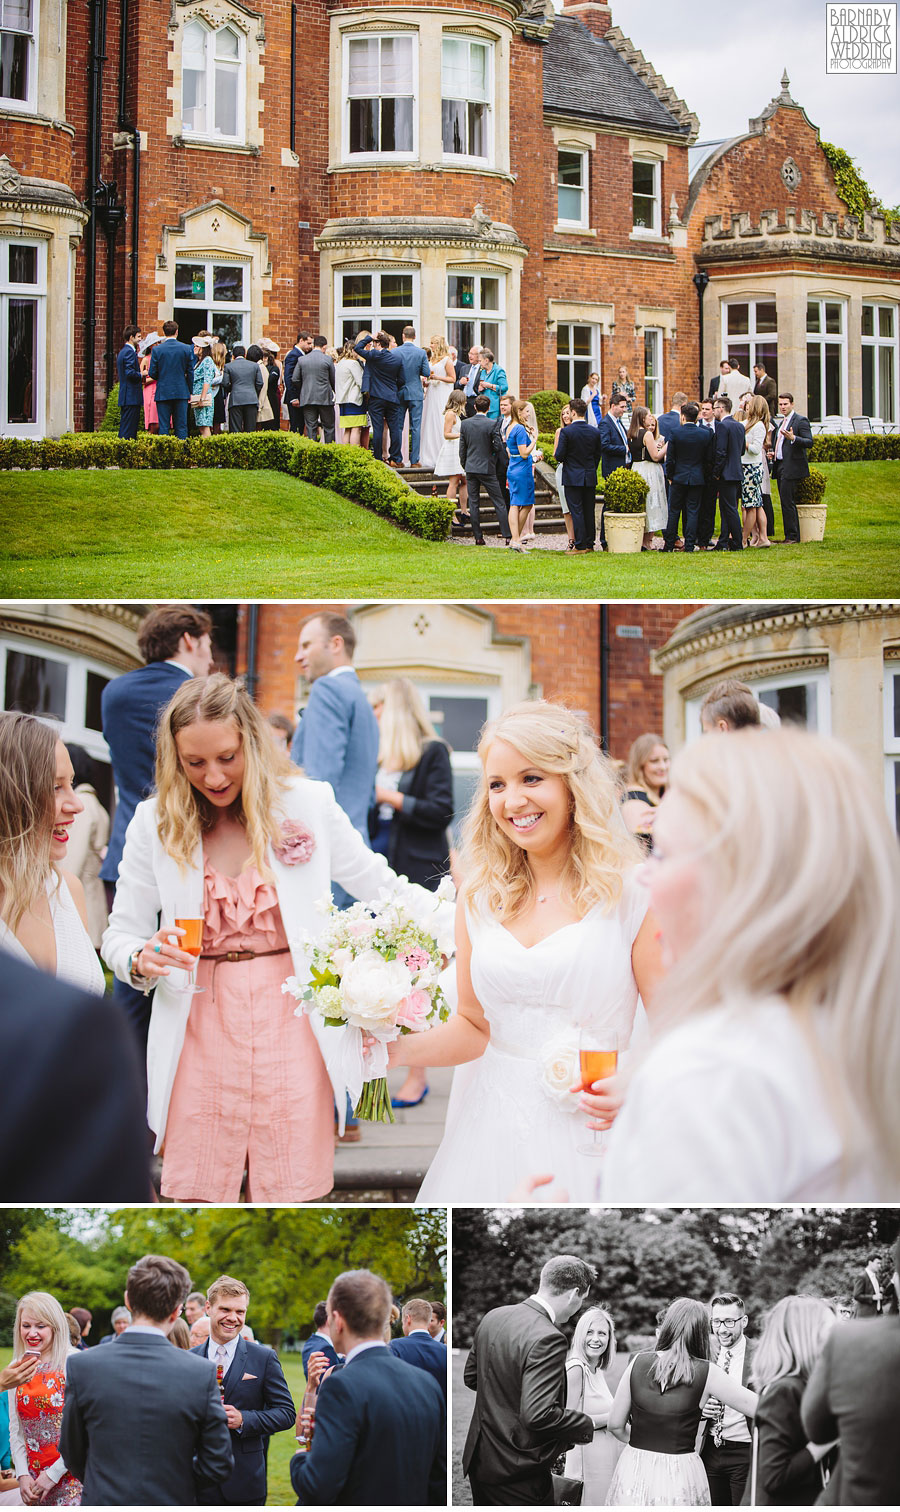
[505,399,542,553]
[190,338,216,437]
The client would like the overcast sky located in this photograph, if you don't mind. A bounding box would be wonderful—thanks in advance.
[552,0,900,206]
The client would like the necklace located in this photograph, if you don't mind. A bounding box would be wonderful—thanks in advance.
[536,889,559,904]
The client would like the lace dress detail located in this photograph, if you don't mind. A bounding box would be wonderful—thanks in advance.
[0,876,104,995]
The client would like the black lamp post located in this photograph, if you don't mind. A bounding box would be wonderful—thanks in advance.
[693,269,709,400]
[96,179,126,396]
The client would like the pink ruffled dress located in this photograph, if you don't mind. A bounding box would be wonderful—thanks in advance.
[160,861,334,1202]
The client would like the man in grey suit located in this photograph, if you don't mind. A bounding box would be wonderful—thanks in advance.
[459,394,512,546]
[397,325,431,466]
[295,334,336,442]
[61,1254,233,1505]
[222,344,263,431]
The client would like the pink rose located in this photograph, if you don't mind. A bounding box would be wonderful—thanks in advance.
[273,820,316,866]
[396,989,430,1031]
[402,947,431,974]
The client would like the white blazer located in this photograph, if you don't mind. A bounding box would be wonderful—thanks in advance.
[102,776,428,1151]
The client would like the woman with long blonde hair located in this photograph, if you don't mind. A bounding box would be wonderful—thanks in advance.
[564,1306,623,1503]
[747,1296,837,1505]
[607,1297,757,1507]
[603,727,900,1201]
[8,1291,81,1505]
[742,393,771,546]
[0,713,103,994]
[102,672,438,1203]
[505,398,543,551]
[394,700,662,1201]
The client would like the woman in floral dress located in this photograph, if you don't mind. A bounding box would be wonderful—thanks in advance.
[190,338,216,438]
[9,1292,81,1506]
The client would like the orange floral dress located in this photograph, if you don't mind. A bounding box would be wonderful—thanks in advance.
[160,861,333,1202]
[15,1368,82,1505]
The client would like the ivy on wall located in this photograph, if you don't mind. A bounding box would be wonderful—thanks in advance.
[821,140,897,230]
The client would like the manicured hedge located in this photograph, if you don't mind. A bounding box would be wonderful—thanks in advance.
[808,433,900,462]
[529,390,572,432]
[0,432,454,541]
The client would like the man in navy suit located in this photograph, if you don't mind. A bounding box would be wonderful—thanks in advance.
[354,330,404,465]
[302,1302,341,1380]
[712,395,745,550]
[291,1270,445,1506]
[397,325,431,466]
[116,324,143,438]
[598,394,631,549]
[101,603,214,1049]
[389,1298,447,1399]
[657,392,688,450]
[554,397,603,552]
[663,402,714,552]
[771,392,812,543]
[192,1275,295,1506]
[148,319,194,438]
[695,398,719,549]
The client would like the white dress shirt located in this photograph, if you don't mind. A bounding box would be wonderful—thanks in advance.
[343,1339,388,1366]
[528,1294,557,1323]
[716,1334,750,1443]
[207,1332,240,1376]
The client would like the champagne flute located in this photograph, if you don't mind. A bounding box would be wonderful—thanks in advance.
[172,906,205,993]
[576,1027,618,1155]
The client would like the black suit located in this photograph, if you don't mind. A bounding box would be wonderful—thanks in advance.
[0,952,149,1200]
[554,420,603,550]
[60,1329,233,1505]
[301,1330,340,1379]
[697,419,720,547]
[664,422,714,551]
[385,740,453,889]
[802,1315,900,1504]
[459,414,510,541]
[463,1298,593,1505]
[772,411,813,542]
[713,415,746,550]
[291,1344,445,1505]
[852,1268,886,1319]
[700,1338,754,1505]
[193,1337,295,1505]
[740,1375,833,1506]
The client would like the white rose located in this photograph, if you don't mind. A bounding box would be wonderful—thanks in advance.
[339,949,413,1030]
[539,1031,580,1107]
[331,947,354,976]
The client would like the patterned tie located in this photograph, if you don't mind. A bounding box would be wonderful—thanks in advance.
[216,1344,227,1399]
[713,1348,732,1446]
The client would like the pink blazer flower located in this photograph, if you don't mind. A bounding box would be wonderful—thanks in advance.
[273,819,316,866]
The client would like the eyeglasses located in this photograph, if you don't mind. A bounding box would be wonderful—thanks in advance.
[711,1318,744,1329]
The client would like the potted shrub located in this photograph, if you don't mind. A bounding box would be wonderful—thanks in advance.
[794,467,828,541]
[602,467,649,553]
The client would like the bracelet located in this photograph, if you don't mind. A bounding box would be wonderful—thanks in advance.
[129,948,152,992]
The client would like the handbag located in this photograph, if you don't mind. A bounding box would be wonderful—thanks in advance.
[551,1473,583,1505]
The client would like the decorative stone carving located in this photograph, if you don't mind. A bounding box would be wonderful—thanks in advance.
[0,156,22,194]
[472,204,494,236]
[781,156,801,192]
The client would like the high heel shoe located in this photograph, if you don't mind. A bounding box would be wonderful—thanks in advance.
[453,510,470,528]
[390,1086,429,1109]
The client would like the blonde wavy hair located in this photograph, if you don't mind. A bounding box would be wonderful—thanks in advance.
[569,1306,616,1373]
[0,711,59,934]
[155,674,295,875]
[461,701,642,921]
[660,727,900,1183]
[15,1291,71,1374]
[751,1296,835,1390]
[429,334,449,361]
[744,394,770,433]
[378,679,442,772]
[624,733,668,799]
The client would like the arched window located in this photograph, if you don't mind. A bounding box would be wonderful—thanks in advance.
[182,20,243,141]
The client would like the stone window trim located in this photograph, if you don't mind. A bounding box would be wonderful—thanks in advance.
[167,0,264,152]
[0,0,38,112]
[440,32,494,168]
[862,300,898,425]
[0,106,74,133]
[556,143,589,232]
[631,156,662,240]
[326,161,515,184]
[341,28,419,164]
[634,304,676,340]
[154,200,271,338]
[547,299,615,337]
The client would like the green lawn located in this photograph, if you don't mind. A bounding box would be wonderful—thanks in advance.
[0,1343,303,1505]
[1,461,898,598]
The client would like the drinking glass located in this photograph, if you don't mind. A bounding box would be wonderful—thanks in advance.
[172,912,205,993]
[576,1027,618,1155]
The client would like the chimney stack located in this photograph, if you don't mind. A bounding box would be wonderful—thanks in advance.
[561,0,613,38]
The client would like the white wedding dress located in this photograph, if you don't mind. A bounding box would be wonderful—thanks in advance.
[418,871,649,1203]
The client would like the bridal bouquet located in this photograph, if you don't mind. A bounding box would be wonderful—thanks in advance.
[282,877,454,1123]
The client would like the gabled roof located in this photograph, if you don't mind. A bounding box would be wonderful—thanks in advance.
[543,16,693,138]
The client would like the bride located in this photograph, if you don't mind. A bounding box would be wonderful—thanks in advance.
[419,335,456,470]
[393,701,662,1202]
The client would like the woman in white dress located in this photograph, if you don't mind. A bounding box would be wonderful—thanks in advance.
[390,701,663,1202]
[740,394,771,547]
[565,1308,623,1504]
[433,388,468,524]
[0,713,104,995]
[627,407,668,548]
[420,335,456,470]
[603,727,900,1202]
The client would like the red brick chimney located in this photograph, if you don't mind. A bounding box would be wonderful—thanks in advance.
[561,0,613,38]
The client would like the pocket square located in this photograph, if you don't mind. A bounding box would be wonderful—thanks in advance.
[242,1372,257,1380]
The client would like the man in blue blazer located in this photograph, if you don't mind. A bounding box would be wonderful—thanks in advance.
[291,1270,445,1506]
[101,603,213,1047]
[148,319,194,438]
[554,397,603,551]
[712,395,745,550]
[193,1276,295,1506]
[475,347,507,419]
[397,325,431,465]
[598,394,631,549]
[354,330,403,465]
[663,402,714,552]
[657,392,688,450]
[291,612,378,843]
[302,1303,341,1380]
[116,324,143,438]
[389,1299,447,1399]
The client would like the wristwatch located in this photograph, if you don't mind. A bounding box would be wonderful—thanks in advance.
[129,948,151,990]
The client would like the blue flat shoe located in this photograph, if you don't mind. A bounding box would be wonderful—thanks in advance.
[390,1086,429,1109]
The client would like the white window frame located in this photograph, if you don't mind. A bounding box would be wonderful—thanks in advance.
[631,158,660,237]
[181,18,246,145]
[0,634,113,763]
[685,668,831,742]
[342,30,418,163]
[440,34,493,166]
[335,266,419,344]
[556,146,588,230]
[862,302,898,425]
[556,322,599,400]
[722,298,779,381]
[0,0,38,112]
[0,237,46,438]
[445,271,506,367]
[643,326,663,414]
[173,257,250,346]
[884,660,900,834]
[806,297,848,422]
